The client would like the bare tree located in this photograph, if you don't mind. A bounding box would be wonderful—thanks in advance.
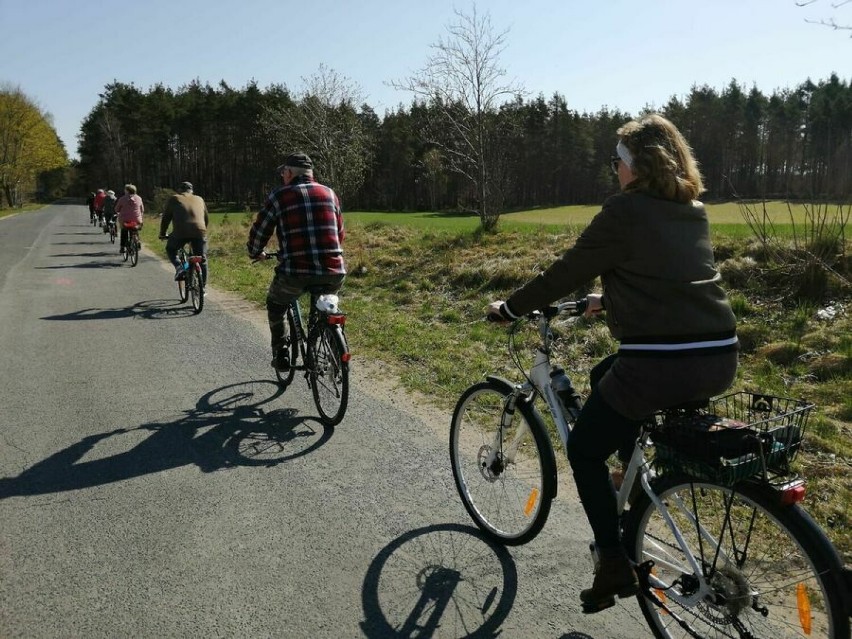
[261,64,371,201]
[797,0,852,35]
[390,3,523,230]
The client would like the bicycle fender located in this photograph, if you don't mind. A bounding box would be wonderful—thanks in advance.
[485,375,559,500]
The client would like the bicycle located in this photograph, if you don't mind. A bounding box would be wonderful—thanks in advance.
[449,300,851,637]
[173,243,205,314]
[121,222,142,267]
[106,217,117,244]
[255,252,350,426]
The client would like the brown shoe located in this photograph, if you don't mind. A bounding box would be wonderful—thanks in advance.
[580,553,639,613]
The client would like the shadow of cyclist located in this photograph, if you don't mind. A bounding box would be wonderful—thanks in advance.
[40,299,197,321]
[0,380,332,499]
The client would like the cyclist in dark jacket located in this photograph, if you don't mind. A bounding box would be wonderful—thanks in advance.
[489,114,738,612]
[101,190,117,233]
[246,152,345,372]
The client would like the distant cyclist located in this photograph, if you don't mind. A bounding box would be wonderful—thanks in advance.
[114,184,144,255]
[86,192,96,222]
[158,181,209,286]
[102,190,117,233]
[247,152,345,372]
[92,189,106,225]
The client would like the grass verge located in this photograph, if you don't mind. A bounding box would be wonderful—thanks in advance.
[140,205,851,563]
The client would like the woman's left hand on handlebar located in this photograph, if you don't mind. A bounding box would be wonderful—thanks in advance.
[486,300,509,323]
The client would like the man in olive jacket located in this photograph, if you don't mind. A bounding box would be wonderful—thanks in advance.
[159,181,210,286]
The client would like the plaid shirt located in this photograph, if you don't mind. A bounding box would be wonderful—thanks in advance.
[247,175,345,276]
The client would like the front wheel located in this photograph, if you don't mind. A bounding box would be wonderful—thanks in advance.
[449,380,556,545]
[188,268,204,314]
[309,325,349,426]
[624,475,850,639]
[274,309,299,390]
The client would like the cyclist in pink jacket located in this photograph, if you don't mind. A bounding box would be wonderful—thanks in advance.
[114,184,145,255]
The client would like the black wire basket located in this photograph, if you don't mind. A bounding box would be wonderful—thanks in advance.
[652,391,814,485]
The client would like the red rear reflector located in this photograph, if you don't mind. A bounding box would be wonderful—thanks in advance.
[327,314,346,325]
[341,353,351,362]
[781,483,806,505]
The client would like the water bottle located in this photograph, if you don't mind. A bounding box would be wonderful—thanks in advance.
[550,366,583,420]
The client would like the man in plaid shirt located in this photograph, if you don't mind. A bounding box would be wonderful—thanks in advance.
[247,152,346,372]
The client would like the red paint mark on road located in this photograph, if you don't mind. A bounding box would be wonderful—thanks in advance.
[54,277,74,286]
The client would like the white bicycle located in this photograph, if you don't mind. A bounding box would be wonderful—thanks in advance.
[449,300,851,637]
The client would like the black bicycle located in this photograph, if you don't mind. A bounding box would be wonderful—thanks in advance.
[122,222,141,267]
[256,252,350,426]
[106,218,117,243]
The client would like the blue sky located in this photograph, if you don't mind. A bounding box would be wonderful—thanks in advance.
[1,0,846,160]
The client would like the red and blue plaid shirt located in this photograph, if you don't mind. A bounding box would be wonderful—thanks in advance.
[247,175,345,276]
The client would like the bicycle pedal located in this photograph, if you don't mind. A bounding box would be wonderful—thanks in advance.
[581,596,616,614]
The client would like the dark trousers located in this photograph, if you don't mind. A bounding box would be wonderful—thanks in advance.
[266,272,345,352]
[567,355,641,550]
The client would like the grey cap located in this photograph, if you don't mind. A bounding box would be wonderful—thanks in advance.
[277,152,313,172]
[178,181,193,192]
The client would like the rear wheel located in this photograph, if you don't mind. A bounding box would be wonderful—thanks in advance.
[189,268,204,314]
[450,380,556,545]
[274,309,299,389]
[109,224,116,243]
[129,238,139,266]
[309,325,349,426]
[624,475,850,639]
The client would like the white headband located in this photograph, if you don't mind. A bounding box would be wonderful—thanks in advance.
[616,140,634,170]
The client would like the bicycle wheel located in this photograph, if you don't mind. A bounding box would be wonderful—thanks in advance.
[449,379,557,545]
[122,244,129,262]
[624,474,850,639]
[309,325,349,426]
[274,309,298,389]
[109,225,116,243]
[129,241,139,266]
[189,268,204,314]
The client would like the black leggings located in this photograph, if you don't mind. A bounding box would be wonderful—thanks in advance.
[566,356,641,550]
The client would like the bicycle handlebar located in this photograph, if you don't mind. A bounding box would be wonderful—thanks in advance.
[251,250,280,263]
[487,298,588,323]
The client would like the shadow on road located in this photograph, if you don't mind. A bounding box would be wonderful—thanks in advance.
[360,523,518,639]
[40,299,199,321]
[0,380,333,498]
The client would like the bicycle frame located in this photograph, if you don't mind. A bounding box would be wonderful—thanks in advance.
[493,302,726,609]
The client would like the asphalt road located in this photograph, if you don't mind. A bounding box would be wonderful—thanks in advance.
[0,204,651,638]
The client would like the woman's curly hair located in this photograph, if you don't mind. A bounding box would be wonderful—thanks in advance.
[617,114,705,203]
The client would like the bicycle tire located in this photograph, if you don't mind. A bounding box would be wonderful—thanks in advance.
[274,309,298,389]
[449,379,557,545]
[122,245,129,262]
[624,474,850,639]
[129,241,139,266]
[189,268,204,314]
[309,324,349,426]
[109,226,116,243]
